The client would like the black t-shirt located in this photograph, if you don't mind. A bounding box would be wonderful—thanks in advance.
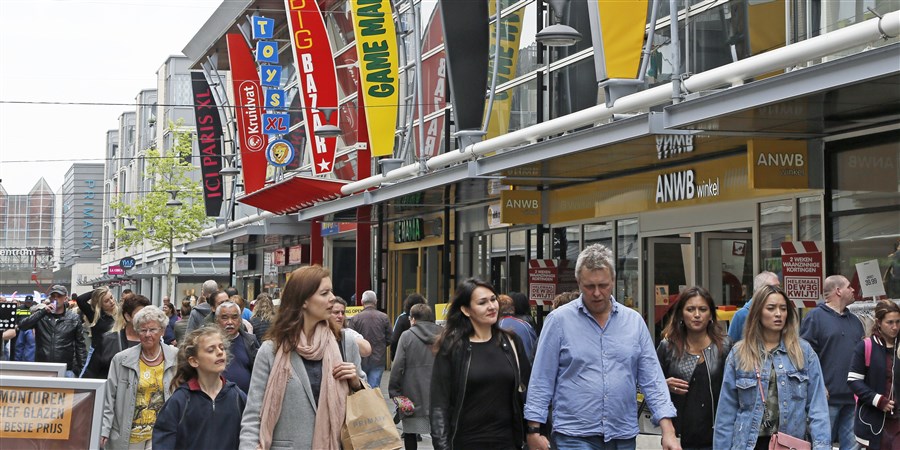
[454,335,517,450]
[678,359,714,447]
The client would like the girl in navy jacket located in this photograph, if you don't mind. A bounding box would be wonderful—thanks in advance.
[152,326,246,449]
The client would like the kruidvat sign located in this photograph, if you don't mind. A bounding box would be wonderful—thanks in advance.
[190,71,224,216]
[227,33,269,194]
[285,0,340,176]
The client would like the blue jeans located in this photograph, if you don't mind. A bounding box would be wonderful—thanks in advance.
[551,432,636,450]
[363,362,384,388]
[829,403,858,450]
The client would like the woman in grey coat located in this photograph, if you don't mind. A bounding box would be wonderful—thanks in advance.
[389,304,443,450]
[100,305,177,450]
[240,265,365,450]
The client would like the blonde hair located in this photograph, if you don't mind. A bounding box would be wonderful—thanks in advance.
[736,286,804,372]
[89,287,117,328]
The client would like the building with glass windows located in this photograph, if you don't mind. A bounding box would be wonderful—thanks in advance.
[0,179,57,294]
[182,0,899,336]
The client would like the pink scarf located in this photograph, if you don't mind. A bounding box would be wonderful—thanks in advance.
[258,322,348,450]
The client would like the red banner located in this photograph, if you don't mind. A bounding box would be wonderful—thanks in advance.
[285,0,340,176]
[781,241,824,307]
[412,8,447,158]
[226,34,268,193]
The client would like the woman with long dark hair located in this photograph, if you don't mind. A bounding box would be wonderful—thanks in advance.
[430,278,531,450]
[239,265,365,450]
[848,300,900,449]
[656,286,732,450]
[714,286,830,449]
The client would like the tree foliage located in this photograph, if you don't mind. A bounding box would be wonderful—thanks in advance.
[112,122,208,252]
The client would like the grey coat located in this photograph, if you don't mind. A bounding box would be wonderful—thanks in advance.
[388,321,441,421]
[239,330,365,450]
[101,343,178,450]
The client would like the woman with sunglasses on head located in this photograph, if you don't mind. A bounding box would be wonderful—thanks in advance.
[430,278,531,450]
[713,285,830,449]
[848,300,900,449]
[101,305,177,450]
[656,286,732,450]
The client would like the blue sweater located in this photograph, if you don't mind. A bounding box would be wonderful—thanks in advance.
[799,302,864,405]
[152,377,246,450]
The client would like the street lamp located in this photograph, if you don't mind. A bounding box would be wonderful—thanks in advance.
[165,190,182,207]
[314,108,342,138]
[220,156,241,177]
[535,0,582,47]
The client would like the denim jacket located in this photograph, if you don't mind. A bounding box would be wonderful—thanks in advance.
[713,339,831,449]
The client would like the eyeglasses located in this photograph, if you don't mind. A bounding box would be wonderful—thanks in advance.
[138,328,161,335]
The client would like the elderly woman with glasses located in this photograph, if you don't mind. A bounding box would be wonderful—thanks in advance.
[101,305,177,450]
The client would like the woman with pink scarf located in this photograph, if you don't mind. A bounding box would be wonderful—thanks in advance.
[239,265,365,450]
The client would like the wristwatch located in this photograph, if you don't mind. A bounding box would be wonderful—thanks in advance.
[526,425,542,435]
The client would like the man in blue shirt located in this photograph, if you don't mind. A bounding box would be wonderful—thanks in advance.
[216,301,259,393]
[800,274,863,450]
[525,244,680,450]
[727,271,780,342]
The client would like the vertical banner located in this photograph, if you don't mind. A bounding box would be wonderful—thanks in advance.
[190,71,224,216]
[485,1,525,139]
[284,0,340,176]
[587,0,649,80]
[439,0,489,132]
[412,7,447,159]
[780,241,823,308]
[351,0,399,157]
[226,34,269,194]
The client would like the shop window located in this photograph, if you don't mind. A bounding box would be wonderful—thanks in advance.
[833,211,900,298]
[584,222,613,250]
[616,218,639,308]
[798,196,822,242]
[759,199,793,275]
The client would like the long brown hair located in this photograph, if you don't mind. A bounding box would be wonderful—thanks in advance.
[434,278,508,355]
[169,326,231,392]
[266,265,340,351]
[735,285,803,371]
[872,301,900,359]
[661,286,726,358]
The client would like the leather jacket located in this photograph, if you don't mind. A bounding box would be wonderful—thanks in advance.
[430,331,530,450]
[19,308,87,374]
[656,336,733,436]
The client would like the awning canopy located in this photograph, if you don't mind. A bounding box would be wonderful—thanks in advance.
[237,176,349,215]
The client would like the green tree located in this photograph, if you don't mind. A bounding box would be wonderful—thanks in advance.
[112,122,208,300]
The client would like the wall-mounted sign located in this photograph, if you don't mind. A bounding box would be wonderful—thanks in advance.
[235,254,250,271]
[393,218,424,243]
[656,135,695,160]
[119,257,136,270]
[285,0,340,175]
[107,266,124,276]
[487,202,507,229]
[412,8,446,159]
[251,16,275,39]
[255,41,279,64]
[351,0,399,157]
[266,139,296,167]
[500,189,542,224]
[262,113,290,135]
[484,1,524,140]
[190,71,224,216]
[288,245,304,265]
[265,89,286,109]
[259,65,282,87]
[0,249,36,257]
[748,139,808,189]
[588,0,648,80]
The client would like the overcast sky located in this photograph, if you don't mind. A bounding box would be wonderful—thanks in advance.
[0,0,221,195]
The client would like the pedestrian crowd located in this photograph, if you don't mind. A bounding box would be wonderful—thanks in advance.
[1,243,898,449]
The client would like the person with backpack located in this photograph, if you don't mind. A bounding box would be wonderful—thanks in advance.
[848,300,900,449]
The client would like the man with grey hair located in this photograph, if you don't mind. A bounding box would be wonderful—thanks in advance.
[186,280,219,333]
[800,274,861,450]
[727,271,781,342]
[525,244,680,450]
[349,290,391,387]
[215,301,259,393]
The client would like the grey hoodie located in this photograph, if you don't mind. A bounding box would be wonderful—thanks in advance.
[388,321,443,419]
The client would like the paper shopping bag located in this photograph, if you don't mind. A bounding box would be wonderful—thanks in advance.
[343,386,402,450]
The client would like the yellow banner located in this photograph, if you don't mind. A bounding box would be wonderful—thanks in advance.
[352,0,399,157]
[597,0,648,79]
[345,305,365,318]
[434,303,449,321]
[0,387,74,440]
[748,139,808,189]
[485,3,525,139]
[500,189,542,224]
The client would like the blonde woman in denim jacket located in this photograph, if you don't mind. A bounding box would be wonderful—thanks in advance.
[713,286,831,450]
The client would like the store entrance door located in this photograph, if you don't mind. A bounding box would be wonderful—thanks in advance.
[645,236,692,340]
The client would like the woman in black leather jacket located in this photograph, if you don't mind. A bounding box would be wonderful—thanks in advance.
[430,278,531,450]
[655,286,732,450]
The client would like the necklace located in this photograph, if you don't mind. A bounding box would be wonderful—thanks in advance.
[141,346,162,361]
